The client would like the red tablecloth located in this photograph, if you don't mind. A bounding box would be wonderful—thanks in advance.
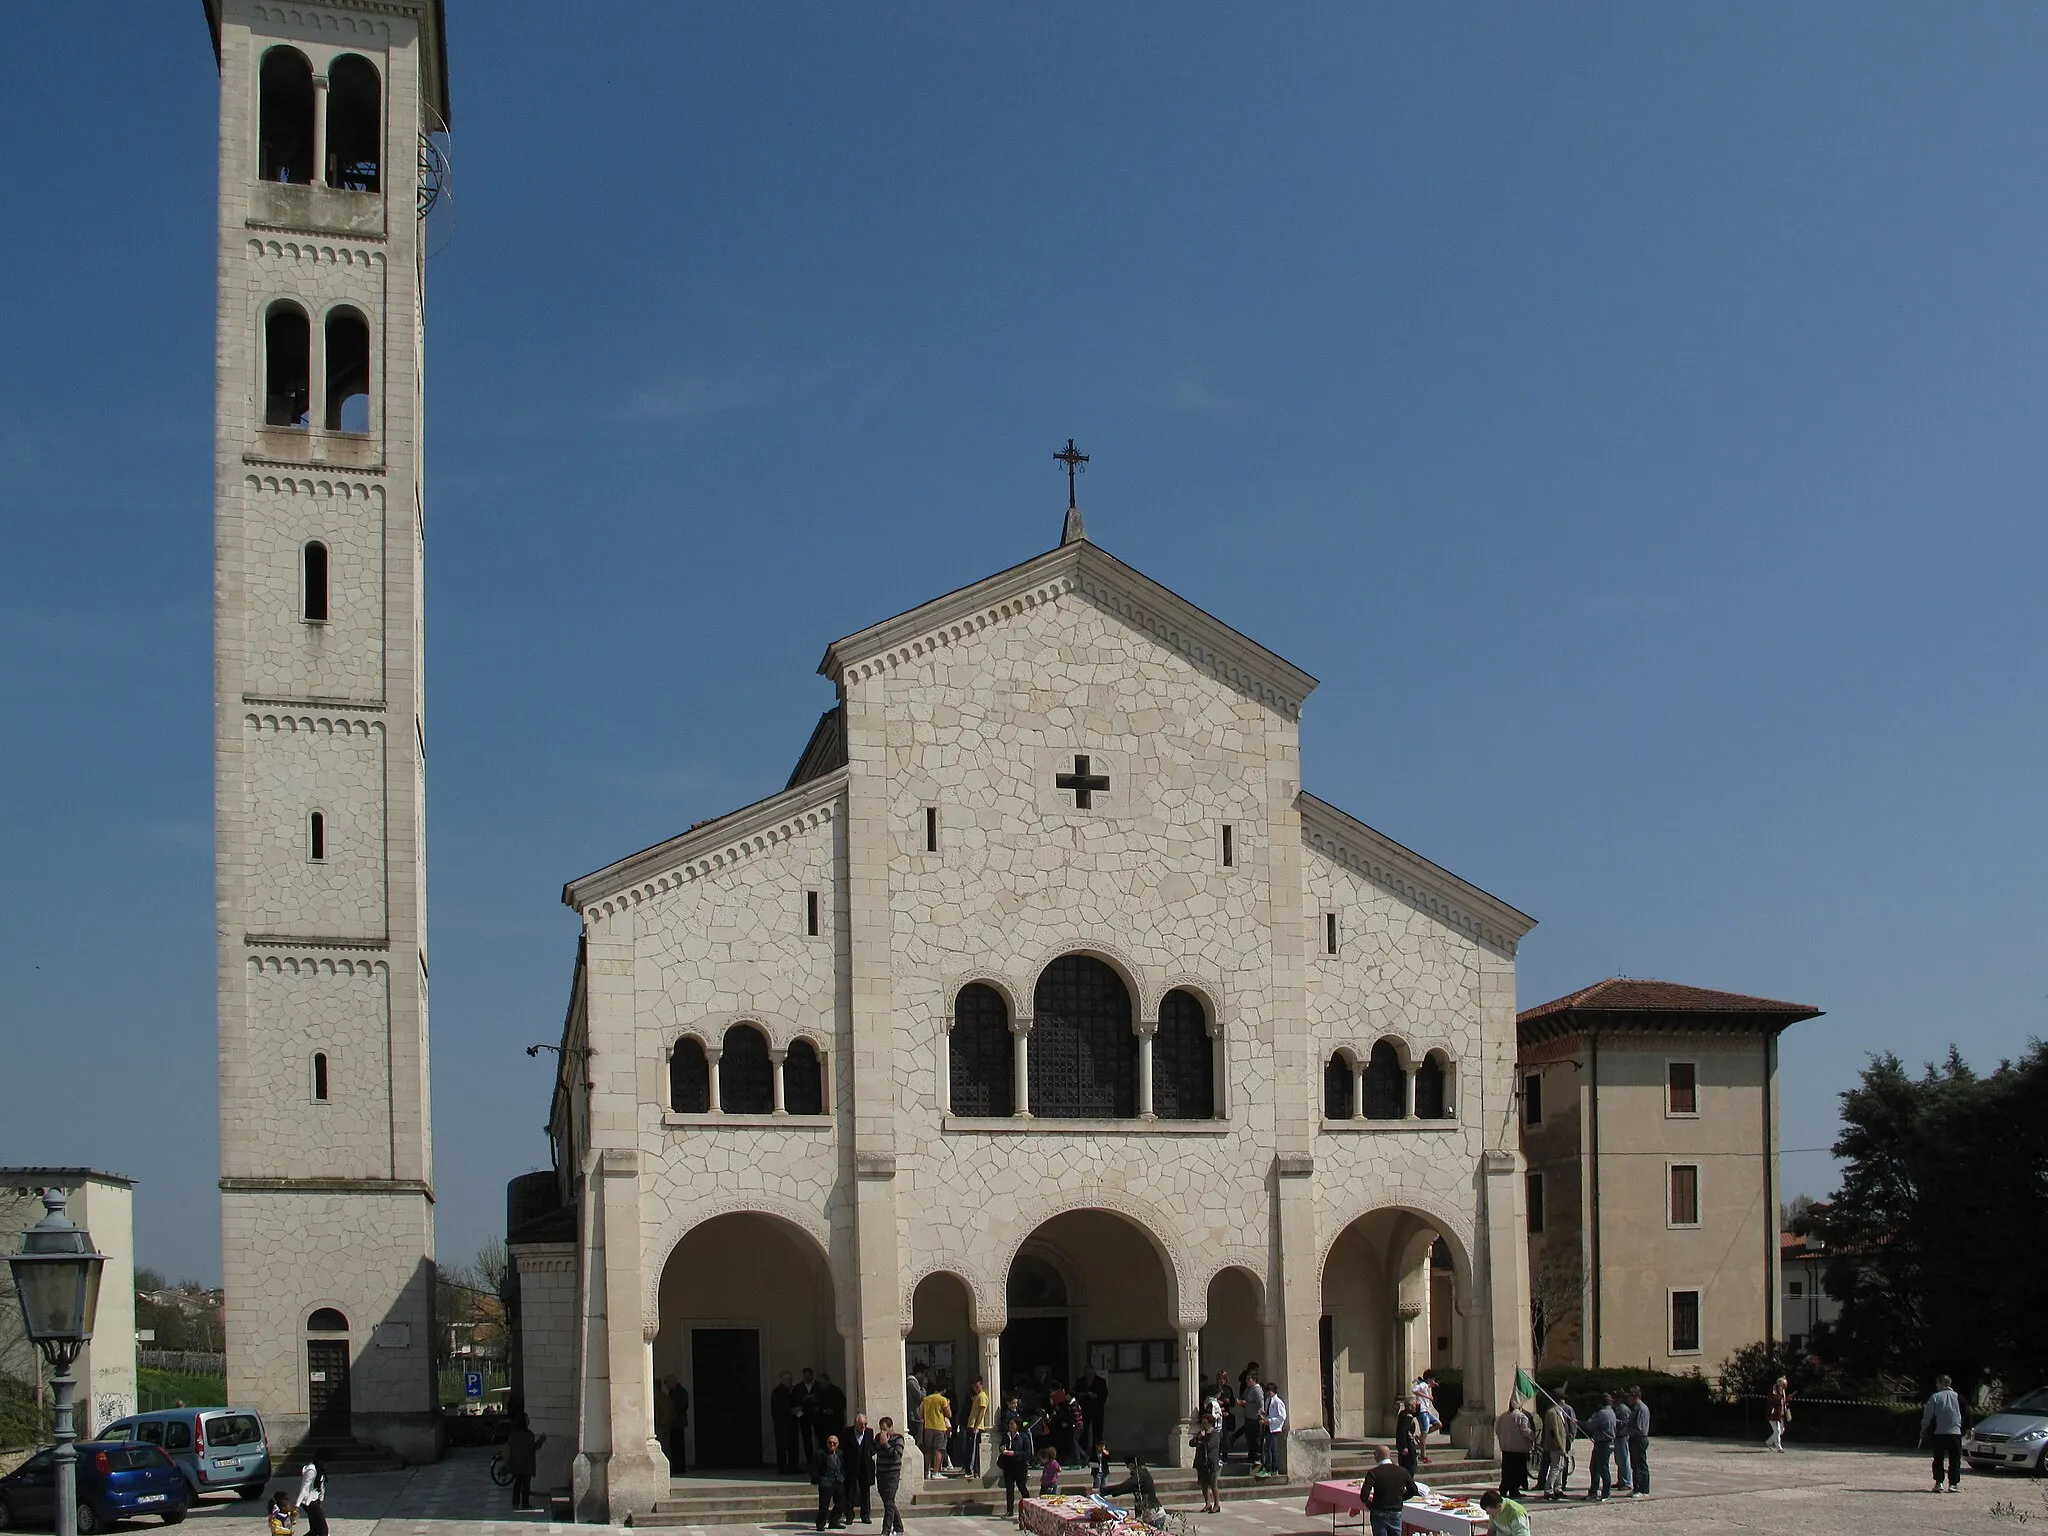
[1018,1495,1151,1536]
[1304,1479,1366,1517]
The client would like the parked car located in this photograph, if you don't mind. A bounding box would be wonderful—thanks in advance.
[1966,1386,2048,1476]
[0,1441,190,1532]
[95,1409,272,1501]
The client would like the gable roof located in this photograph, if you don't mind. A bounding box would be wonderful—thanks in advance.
[1298,792,1536,957]
[1518,977,1822,1043]
[818,538,1318,721]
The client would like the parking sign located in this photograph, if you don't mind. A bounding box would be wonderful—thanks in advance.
[464,1370,483,1399]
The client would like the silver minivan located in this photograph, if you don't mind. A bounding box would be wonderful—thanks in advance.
[97,1409,273,1501]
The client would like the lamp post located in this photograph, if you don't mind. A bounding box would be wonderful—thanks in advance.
[10,1188,107,1536]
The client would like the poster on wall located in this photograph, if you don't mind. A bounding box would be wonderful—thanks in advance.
[1115,1342,1143,1373]
[1088,1342,1116,1373]
[1144,1339,1176,1381]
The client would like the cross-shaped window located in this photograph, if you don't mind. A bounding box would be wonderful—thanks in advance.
[1055,754,1110,809]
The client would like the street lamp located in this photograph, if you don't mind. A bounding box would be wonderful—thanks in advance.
[10,1188,106,1536]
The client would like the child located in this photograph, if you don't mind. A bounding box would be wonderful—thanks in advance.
[1090,1442,1111,1494]
[1037,1444,1061,1496]
[267,1493,295,1536]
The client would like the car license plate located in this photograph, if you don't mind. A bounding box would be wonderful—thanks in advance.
[138,1494,165,1504]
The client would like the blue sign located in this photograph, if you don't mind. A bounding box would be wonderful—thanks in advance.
[464,1371,483,1400]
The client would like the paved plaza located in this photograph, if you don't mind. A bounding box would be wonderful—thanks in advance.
[148,1442,2044,1536]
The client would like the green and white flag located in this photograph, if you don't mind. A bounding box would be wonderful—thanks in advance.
[1515,1368,1538,1401]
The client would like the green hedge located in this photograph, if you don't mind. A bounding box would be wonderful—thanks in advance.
[138,1367,227,1412]
[0,1376,50,1453]
[1532,1368,1715,1435]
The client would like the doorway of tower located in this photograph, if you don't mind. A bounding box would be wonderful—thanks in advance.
[691,1329,762,1469]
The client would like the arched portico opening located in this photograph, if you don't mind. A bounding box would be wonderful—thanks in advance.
[1320,1209,1468,1442]
[1198,1266,1265,1438]
[654,1212,841,1473]
[907,1271,975,1438]
[1001,1210,1179,1458]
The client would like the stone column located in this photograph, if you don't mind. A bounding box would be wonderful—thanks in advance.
[1403,1069,1417,1121]
[1012,1021,1032,1118]
[705,1049,723,1113]
[976,1326,1004,1486]
[1137,1020,1157,1120]
[1166,1326,1201,1466]
[600,1150,665,1516]
[770,1048,788,1115]
[311,73,330,188]
[644,1334,664,1471]
[1352,1060,1365,1120]
[1475,1148,1532,1459]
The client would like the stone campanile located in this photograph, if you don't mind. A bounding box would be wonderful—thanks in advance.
[206,0,449,1460]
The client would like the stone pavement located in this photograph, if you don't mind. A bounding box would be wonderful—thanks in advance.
[168,1442,2044,1536]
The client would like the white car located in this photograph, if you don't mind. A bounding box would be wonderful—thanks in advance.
[1966,1387,2048,1476]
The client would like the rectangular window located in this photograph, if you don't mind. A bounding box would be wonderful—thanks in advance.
[925,806,939,852]
[1525,1171,1545,1234]
[1788,1280,1804,1297]
[1667,1060,1699,1116]
[1670,1289,1702,1354]
[1669,1164,1701,1226]
[1221,823,1234,868]
[1523,1072,1543,1126]
[806,890,819,937]
[1325,912,1338,954]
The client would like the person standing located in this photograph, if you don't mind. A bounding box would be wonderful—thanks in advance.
[817,1374,848,1448]
[1623,1387,1651,1498]
[920,1381,954,1478]
[967,1377,991,1478]
[1192,1414,1223,1514]
[875,1418,906,1536]
[811,1433,847,1531]
[843,1414,877,1525]
[773,1372,799,1475]
[1920,1375,1965,1494]
[1538,1396,1570,1500]
[1412,1372,1441,1462]
[663,1374,691,1476]
[794,1368,821,1465]
[1583,1395,1615,1502]
[294,1460,328,1536]
[1075,1367,1109,1453]
[1240,1376,1266,1474]
[1494,1398,1535,1498]
[1395,1397,1423,1475]
[1264,1381,1288,1477]
[1765,1377,1791,1453]
[1364,1445,1417,1536]
[997,1412,1034,1519]
[505,1415,545,1511]
[1212,1370,1238,1457]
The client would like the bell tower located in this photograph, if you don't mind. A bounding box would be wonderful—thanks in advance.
[204,0,449,1459]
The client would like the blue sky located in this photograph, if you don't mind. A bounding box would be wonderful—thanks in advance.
[3,4,2044,1286]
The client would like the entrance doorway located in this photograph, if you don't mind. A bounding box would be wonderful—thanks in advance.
[306,1339,351,1442]
[999,1316,1069,1397]
[691,1329,762,1468]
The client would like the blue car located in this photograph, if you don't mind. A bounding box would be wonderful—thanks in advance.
[0,1441,190,1533]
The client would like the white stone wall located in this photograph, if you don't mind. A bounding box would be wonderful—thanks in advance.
[238,475,387,704]
[511,1244,579,1494]
[241,713,387,939]
[228,955,393,1181]
[0,1176,136,1437]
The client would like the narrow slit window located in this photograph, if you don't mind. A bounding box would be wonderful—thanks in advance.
[1325,912,1338,955]
[324,54,382,192]
[925,806,938,853]
[312,1052,329,1102]
[324,308,371,432]
[264,303,310,427]
[806,890,819,937]
[1526,1170,1545,1234]
[303,541,329,621]
[308,810,326,862]
[1221,824,1234,868]
[1523,1072,1543,1126]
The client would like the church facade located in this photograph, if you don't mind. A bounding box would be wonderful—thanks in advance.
[514,521,1536,1520]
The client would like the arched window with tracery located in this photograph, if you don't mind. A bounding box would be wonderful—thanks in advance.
[1363,1040,1407,1121]
[1324,1051,1355,1119]
[719,1024,774,1114]
[1415,1052,1450,1119]
[258,47,314,183]
[325,54,382,191]
[1031,955,1136,1118]
[784,1038,824,1116]
[1153,988,1214,1119]
[949,983,1013,1117]
[669,1037,710,1114]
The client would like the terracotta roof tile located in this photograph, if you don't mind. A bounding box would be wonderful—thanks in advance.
[1519,977,1821,1024]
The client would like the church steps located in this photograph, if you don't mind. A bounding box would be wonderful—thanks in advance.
[637,1454,1500,1526]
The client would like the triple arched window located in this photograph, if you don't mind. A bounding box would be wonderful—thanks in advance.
[1323,1042,1457,1123]
[666,1025,828,1117]
[945,958,1219,1120]
[258,47,381,190]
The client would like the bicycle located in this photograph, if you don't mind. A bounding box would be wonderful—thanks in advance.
[489,1450,513,1488]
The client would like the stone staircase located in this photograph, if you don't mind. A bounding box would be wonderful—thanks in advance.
[635,1442,1497,1527]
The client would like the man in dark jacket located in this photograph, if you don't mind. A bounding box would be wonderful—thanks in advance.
[1363,1446,1417,1536]
[794,1369,821,1463]
[1074,1368,1109,1453]
[811,1433,847,1531]
[875,1418,907,1536]
[663,1375,691,1476]
[1394,1398,1423,1475]
[817,1373,849,1445]
[997,1417,1034,1517]
[772,1372,799,1474]
[842,1414,878,1524]
[504,1413,544,1511]
[1623,1387,1651,1499]
[1102,1456,1159,1517]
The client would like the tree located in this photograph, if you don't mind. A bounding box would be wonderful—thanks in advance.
[1815,1041,2048,1396]
[1529,1260,1584,1369]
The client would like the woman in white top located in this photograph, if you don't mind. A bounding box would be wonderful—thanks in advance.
[295,1462,327,1536]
